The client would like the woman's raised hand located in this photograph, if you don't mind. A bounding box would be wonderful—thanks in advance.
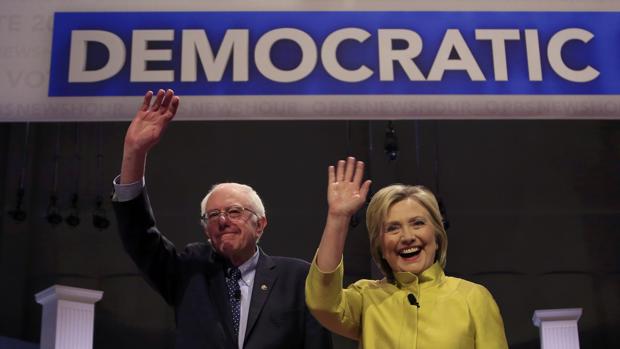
[327,157,372,218]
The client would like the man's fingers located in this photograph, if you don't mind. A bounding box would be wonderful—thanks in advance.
[328,166,335,185]
[160,89,174,111]
[167,96,180,118]
[140,91,153,111]
[161,97,180,124]
[151,89,165,110]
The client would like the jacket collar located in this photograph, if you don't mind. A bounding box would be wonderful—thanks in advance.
[393,262,445,290]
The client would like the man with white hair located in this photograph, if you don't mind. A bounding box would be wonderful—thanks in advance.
[112,89,332,349]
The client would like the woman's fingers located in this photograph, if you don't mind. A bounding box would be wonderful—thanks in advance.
[335,159,345,182]
[331,156,367,189]
[360,179,372,199]
[328,165,335,185]
[352,160,365,186]
[343,157,355,181]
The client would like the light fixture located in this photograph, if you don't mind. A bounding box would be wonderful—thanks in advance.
[384,121,399,161]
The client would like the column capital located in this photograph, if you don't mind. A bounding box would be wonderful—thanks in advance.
[532,308,582,327]
[35,285,103,306]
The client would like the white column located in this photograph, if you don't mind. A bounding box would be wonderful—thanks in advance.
[35,285,103,349]
[532,308,582,349]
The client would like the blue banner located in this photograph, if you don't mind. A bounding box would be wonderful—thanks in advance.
[49,11,620,96]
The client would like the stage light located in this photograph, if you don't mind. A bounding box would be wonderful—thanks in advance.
[384,121,399,161]
[92,195,110,230]
[46,194,62,226]
[65,193,80,227]
[8,188,27,222]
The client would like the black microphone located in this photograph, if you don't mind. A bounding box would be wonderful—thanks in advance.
[234,289,241,300]
[407,293,420,308]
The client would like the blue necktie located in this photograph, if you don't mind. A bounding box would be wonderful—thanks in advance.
[226,267,242,337]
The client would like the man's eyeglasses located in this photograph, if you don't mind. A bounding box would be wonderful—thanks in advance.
[201,205,258,224]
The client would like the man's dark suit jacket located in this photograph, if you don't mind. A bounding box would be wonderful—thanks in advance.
[113,191,333,349]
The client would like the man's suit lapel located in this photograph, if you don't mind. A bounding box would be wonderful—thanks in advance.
[245,250,277,341]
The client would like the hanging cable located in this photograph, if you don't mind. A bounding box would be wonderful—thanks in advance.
[366,120,374,202]
[65,123,80,227]
[415,121,422,179]
[346,121,360,228]
[433,121,449,230]
[46,124,62,225]
[384,121,399,161]
[92,124,110,230]
[9,123,29,222]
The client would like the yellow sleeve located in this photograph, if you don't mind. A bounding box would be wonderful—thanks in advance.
[468,284,509,349]
[305,255,363,340]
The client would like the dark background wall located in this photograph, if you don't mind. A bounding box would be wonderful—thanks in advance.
[0,119,618,348]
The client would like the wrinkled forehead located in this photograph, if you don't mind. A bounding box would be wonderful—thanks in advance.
[205,184,252,210]
[385,197,429,221]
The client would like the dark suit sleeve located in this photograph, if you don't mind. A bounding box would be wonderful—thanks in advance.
[295,260,333,349]
[303,300,334,349]
[112,190,182,305]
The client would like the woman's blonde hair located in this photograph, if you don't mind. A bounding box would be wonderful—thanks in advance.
[366,184,448,281]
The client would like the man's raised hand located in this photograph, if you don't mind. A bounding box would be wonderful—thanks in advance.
[124,89,180,156]
[120,89,180,184]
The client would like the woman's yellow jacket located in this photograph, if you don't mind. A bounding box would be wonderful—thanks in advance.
[306,259,508,349]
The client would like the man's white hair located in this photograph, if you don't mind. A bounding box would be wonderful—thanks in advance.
[200,182,266,218]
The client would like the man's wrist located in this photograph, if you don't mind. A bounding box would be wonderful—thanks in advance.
[113,175,144,202]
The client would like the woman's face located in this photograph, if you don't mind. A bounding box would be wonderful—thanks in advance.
[380,198,438,275]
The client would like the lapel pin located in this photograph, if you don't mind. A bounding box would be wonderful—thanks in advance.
[260,284,268,291]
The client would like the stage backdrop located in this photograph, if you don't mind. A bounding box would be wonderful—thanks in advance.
[1,0,619,121]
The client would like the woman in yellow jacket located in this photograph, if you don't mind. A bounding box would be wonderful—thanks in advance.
[305,157,508,349]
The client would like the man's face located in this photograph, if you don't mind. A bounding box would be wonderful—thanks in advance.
[203,184,267,266]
